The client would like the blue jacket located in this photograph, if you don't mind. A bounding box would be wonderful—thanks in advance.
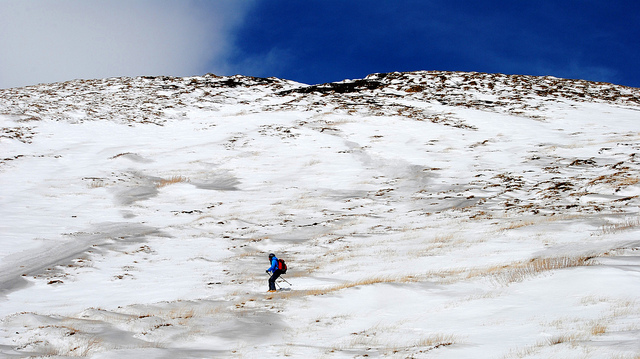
[267,256,279,273]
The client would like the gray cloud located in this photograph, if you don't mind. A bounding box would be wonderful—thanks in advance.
[0,0,253,89]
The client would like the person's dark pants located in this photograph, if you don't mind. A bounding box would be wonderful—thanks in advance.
[269,269,283,291]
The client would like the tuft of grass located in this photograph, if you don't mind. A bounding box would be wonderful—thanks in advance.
[503,332,586,359]
[589,173,640,187]
[89,180,106,188]
[168,308,195,323]
[598,217,640,235]
[405,85,424,93]
[412,233,461,257]
[497,214,581,231]
[415,333,457,347]
[617,176,640,186]
[499,219,536,230]
[545,333,584,345]
[156,175,190,188]
[590,323,607,335]
[486,256,595,285]
[332,330,458,356]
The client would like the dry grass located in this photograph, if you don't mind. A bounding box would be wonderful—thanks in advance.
[278,255,595,300]
[580,295,610,306]
[502,333,585,359]
[331,325,457,356]
[305,159,322,166]
[89,180,106,188]
[405,85,425,93]
[156,175,190,188]
[168,308,195,320]
[20,325,108,357]
[503,298,640,358]
[611,355,640,359]
[502,343,542,359]
[598,217,640,235]
[619,177,640,186]
[499,220,537,230]
[480,256,595,285]
[235,250,263,259]
[497,214,581,231]
[415,333,457,347]
[545,333,584,345]
[332,275,416,290]
[412,233,463,257]
[277,275,421,299]
[589,173,640,187]
[68,336,104,357]
[590,323,607,335]
[426,255,595,286]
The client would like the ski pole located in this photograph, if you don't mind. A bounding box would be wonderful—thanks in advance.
[279,277,292,285]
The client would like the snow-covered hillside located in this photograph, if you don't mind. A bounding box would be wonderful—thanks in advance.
[1,71,639,358]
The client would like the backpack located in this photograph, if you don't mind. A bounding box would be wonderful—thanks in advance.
[278,259,287,274]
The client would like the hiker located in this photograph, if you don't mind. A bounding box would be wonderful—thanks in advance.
[266,253,283,292]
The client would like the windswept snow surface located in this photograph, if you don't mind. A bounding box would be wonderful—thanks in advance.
[1,72,639,358]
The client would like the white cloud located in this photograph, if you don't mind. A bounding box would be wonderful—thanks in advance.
[0,0,254,89]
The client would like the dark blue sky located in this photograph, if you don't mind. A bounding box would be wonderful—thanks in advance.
[1,1,638,89]
[225,0,640,87]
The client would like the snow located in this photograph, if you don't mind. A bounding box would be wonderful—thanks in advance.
[0,71,639,358]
